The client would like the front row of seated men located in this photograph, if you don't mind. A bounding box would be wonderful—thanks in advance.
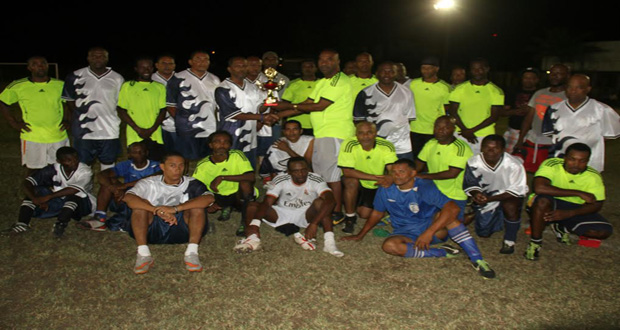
[3,119,613,275]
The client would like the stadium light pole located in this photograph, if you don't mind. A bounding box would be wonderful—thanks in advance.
[434,0,457,65]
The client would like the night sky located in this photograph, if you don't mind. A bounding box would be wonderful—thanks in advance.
[2,0,618,80]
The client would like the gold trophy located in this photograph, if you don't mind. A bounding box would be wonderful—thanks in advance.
[255,67,286,106]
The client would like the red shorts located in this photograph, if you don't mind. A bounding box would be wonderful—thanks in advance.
[513,140,550,173]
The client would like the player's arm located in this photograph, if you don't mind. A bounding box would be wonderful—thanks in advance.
[416,166,462,181]
[341,209,385,241]
[60,102,71,131]
[0,101,31,132]
[515,106,535,149]
[341,167,384,182]
[123,193,156,213]
[415,159,427,173]
[210,171,255,193]
[117,106,150,139]
[176,194,215,212]
[166,106,177,118]
[468,105,501,134]
[533,177,596,204]
[544,201,603,222]
[148,108,167,132]
[273,98,332,117]
[447,101,467,130]
[308,190,336,226]
[303,139,314,169]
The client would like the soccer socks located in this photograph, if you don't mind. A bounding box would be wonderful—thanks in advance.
[18,201,36,225]
[185,243,199,256]
[100,162,115,171]
[449,224,482,262]
[404,243,447,258]
[94,210,107,221]
[503,218,521,245]
[137,245,151,256]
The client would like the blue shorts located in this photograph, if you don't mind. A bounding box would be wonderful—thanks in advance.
[529,195,612,236]
[73,138,120,165]
[27,187,92,220]
[175,135,209,160]
[453,199,467,221]
[128,212,208,244]
[474,207,505,237]
[106,200,131,232]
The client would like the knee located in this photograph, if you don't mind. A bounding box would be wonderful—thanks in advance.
[343,177,359,190]
[582,229,612,240]
[382,239,402,256]
[532,195,552,212]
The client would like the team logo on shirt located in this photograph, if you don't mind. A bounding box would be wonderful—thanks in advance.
[409,203,419,214]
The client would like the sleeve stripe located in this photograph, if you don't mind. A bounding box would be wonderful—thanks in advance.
[505,190,523,197]
[26,177,37,186]
[224,110,243,121]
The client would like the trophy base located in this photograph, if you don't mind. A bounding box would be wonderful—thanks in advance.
[264,103,278,107]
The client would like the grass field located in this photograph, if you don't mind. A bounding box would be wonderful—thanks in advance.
[1,118,619,329]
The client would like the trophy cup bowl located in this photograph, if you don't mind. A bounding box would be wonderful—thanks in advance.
[255,67,286,107]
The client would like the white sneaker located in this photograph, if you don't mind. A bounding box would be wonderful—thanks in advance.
[323,239,344,257]
[233,237,262,253]
[293,232,316,251]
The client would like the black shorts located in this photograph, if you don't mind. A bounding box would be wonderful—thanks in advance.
[358,186,377,209]
[529,194,613,236]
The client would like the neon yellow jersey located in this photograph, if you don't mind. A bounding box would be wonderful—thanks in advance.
[0,78,67,143]
[281,78,317,129]
[118,81,166,146]
[308,72,355,139]
[409,78,451,134]
[534,158,605,204]
[338,137,397,189]
[449,81,504,137]
[193,150,253,196]
[349,75,378,99]
[418,138,472,200]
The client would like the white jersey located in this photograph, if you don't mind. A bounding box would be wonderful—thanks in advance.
[166,70,218,138]
[127,175,211,207]
[215,79,263,152]
[152,71,175,132]
[542,97,620,172]
[463,152,528,213]
[26,162,96,213]
[397,78,413,86]
[266,172,330,211]
[62,67,124,140]
[255,72,290,137]
[353,83,416,154]
[260,135,314,176]
[204,71,221,86]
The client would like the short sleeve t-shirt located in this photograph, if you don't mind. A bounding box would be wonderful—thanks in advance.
[281,78,317,129]
[0,78,67,143]
[166,70,217,138]
[417,138,472,200]
[267,172,331,211]
[118,80,166,146]
[26,162,96,212]
[409,78,451,134]
[192,150,254,196]
[534,158,605,204]
[127,175,211,207]
[215,79,262,152]
[112,159,161,183]
[308,72,355,139]
[525,88,566,145]
[349,75,378,99]
[338,137,398,189]
[449,81,504,137]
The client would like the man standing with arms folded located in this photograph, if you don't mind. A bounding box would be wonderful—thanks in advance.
[274,49,355,224]
[63,47,124,170]
[0,56,69,174]
[408,56,451,160]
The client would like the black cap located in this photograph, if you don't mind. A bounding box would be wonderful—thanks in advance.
[421,56,440,67]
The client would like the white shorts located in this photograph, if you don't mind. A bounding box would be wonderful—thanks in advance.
[312,137,342,182]
[21,139,70,169]
[262,205,309,229]
[502,128,520,153]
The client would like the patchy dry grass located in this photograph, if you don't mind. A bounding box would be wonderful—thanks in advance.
[0,118,619,329]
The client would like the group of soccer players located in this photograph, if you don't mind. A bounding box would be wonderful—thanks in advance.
[1,46,618,278]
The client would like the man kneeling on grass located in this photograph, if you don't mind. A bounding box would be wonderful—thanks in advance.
[234,157,344,257]
[123,152,214,274]
[341,159,496,279]
[524,143,612,261]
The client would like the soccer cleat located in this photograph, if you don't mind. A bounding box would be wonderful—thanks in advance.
[2,222,30,236]
[438,244,461,258]
[342,215,357,233]
[472,259,496,279]
[134,254,154,274]
[233,237,262,253]
[293,233,316,251]
[550,223,571,245]
[377,214,391,227]
[52,222,67,238]
[331,212,345,225]
[323,240,344,257]
[499,242,515,254]
[524,242,541,261]
[235,224,246,237]
[184,253,203,272]
[75,219,107,232]
[217,207,232,221]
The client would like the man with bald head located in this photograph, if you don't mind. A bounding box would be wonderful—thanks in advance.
[541,74,620,172]
[515,64,570,172]
[273,49,355,224]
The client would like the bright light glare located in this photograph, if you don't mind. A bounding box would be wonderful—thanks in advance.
[434,0,455,10]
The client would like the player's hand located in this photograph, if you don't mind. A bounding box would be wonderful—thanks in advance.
[59,120,70,132]
[340,234,363,242]
[206,203,221,213]
[579,192,596,204]
[374,175,393,188]
[154,205,176,216]
[258,104,269,113]
[513,106,530,116]
[209,176,223,193]
[273,140,292,153]
[460,129,477,144]
[263,114,279,126]
[32,195,49,206]
[543,210,573,222]
[414,231,434,251]
[11,121,31,133]
[472,192,488,205]
[136,127,151,139]
[304,223,318,240]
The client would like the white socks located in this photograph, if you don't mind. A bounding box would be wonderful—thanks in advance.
[185,243,199,256]
[137,245,151,257]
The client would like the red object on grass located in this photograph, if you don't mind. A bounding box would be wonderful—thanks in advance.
[578,236,601,248]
